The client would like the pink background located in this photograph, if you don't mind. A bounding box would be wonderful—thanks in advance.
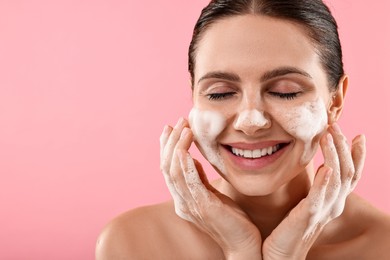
[0,0,389,259]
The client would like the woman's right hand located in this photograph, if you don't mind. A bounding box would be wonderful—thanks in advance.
[160,118,262,259]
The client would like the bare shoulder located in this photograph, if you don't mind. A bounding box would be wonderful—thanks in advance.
[345,193,390,237]
[309,193,390,259]
[95,201,223,260]
[95,201,175,259]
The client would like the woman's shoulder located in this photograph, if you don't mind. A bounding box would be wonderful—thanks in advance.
[309,193,390,259]
[95,200,223,260]
[95,201,176,259]
[343,193,390,235]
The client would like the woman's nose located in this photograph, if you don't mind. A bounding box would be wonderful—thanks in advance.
[233,109,271,135]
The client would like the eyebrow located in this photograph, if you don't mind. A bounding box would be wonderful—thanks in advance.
[197,71,241,84]
[197,66,312,84]
[260,67,312,82]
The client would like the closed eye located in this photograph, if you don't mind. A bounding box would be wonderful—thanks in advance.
[269,92,300,100]
[207,92,236,100]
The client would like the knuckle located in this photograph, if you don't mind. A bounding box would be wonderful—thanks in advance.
[340,135,348,145]
[160,158,170,172]
[352,171,362,182]
[170,170,179,185]
[345,168,355,180]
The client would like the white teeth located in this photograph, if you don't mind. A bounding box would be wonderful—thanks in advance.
[231,144,280,159]
[252,149,261,158]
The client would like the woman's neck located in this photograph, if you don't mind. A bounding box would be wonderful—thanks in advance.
[214,161,316,239]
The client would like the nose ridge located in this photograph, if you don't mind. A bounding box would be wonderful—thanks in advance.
[233,109,271,135]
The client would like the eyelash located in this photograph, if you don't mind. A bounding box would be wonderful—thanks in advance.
[269,92,300,100]
[207,92,236,100]
[207,91,300,101]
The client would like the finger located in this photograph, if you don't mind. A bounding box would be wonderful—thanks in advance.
[170,128,196,204]
[329,123,355,187]
[170,149,209,221]
[350,134,366,191]
[160,118,188,173]
[303,166,332,241]
[319,133,341,203]
[160,125,173,159]
[161,163,191,221]
[166,176,193,221]
[176,127,193,151]
[306,166,332,215]
[178,149,212,204]
[159,119,192,221]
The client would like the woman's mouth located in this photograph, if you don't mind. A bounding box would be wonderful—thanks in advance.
[222,142,290,170]
[231,144,281,159]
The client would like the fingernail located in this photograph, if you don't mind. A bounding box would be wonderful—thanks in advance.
[332,123,341,133]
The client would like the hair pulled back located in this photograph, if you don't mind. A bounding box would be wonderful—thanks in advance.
[188,0,344,90]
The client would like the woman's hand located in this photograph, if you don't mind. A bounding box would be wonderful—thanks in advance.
[262,123,366,260]
[160,118,262,259]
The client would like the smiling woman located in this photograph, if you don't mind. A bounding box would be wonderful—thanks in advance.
[96,0,390,259]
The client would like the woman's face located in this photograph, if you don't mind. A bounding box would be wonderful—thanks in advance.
[189,15,333,196]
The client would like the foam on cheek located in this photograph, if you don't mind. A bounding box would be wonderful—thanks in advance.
[277,99,328,164]
[233,109,269,129]
[189,108,227,175]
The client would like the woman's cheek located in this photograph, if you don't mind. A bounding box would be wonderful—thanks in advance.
[189,108,227,175]
[272,98,328,165]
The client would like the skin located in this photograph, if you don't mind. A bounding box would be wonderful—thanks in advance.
[96,15,390,259]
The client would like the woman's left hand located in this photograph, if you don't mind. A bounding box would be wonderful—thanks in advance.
[262,123,366,260]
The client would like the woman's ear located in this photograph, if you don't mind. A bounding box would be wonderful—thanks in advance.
[328,75,348,124]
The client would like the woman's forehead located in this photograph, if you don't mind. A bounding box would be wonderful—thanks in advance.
[194,15,324,83]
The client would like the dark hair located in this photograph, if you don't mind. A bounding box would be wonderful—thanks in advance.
[188,0,344,91]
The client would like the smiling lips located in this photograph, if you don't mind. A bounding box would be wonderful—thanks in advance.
[222,141,290,170]
[231,144,280,159]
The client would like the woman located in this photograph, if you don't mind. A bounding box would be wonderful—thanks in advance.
[96,0,390,259]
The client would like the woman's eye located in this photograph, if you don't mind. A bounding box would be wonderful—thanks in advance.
[269,92,300,100]
[207,92,235,100]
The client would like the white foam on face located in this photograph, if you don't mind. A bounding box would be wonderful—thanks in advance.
[233,109,269,130]
[274,98,328,165]
[189,108,227,175]
[188,99,327,175]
